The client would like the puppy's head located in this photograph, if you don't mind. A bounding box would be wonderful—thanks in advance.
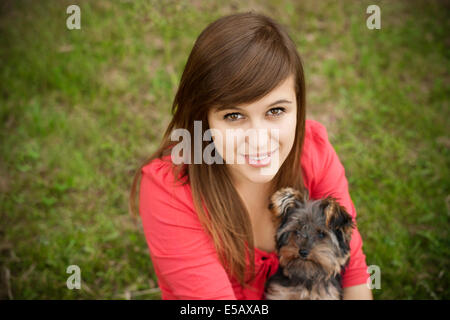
[268,188,354,280]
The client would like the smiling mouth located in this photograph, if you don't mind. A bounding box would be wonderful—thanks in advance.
[242,148,278,160]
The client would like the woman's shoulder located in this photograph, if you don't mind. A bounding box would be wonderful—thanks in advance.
[304,119,331,147]
[301,119,335,188]
[141,154,175,181]
[141,154,192,204]
[303,119,333,161]
[142,152,188,182]
[140,154,201,224]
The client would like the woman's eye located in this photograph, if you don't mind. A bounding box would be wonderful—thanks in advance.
[223,107,285,122]
[223,112,243,121]
[267,107,285,117]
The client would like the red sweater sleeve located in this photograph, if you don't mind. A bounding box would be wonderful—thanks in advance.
[139,159,237,299]
[307,120,370,288]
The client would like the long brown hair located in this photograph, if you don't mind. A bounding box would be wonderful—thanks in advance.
[129,11,307,290]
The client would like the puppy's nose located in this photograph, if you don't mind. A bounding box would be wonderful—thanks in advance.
[299,249,309,258]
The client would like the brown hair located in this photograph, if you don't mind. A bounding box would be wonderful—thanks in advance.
[129,11,307,290]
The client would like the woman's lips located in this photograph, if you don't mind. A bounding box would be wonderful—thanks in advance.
[242,148,279,167]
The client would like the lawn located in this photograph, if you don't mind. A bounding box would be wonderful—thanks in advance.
[0,0,448,299]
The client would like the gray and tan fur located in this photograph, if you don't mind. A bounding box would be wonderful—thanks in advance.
[265,187,354,300]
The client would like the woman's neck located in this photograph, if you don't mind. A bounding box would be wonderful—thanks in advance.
[234,179,273,215]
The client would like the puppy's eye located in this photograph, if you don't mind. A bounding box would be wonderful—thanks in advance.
[295,230,302,236]
[317,231,326,239]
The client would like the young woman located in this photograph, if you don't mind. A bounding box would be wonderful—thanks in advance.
[129,12,372,300]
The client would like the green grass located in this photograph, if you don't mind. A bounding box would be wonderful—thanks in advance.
[0,0,449,299]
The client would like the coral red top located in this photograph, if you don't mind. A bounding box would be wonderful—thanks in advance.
[139,119,370,300]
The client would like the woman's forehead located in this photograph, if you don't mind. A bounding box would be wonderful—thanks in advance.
[211,75,296,113]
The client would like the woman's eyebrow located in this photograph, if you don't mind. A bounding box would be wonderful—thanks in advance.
[215,99,292,112]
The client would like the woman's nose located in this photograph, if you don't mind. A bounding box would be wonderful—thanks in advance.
[245,126,269,142]
[244,127,271,153]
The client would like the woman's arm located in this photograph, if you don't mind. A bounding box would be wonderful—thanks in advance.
[139,162,237,300]
[343,283,373,300]
[308,120,372,299]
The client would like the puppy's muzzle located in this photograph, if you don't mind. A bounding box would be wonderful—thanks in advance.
[298,249,309,258]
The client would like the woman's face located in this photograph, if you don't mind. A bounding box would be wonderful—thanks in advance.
[207,74,298,186]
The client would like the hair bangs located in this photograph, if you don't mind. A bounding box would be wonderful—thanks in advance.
[207,27,297,113]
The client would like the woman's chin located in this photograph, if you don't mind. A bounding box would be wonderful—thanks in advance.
[243,170,278,184]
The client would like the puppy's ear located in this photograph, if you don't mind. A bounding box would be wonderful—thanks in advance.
[268,187,305,218]
[320,196,354,250]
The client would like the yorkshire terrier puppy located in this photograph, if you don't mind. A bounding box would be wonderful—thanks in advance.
[264,187,354,300]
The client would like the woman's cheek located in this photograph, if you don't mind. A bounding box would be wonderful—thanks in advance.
[279,117,297,156]
[212,129,238,164]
